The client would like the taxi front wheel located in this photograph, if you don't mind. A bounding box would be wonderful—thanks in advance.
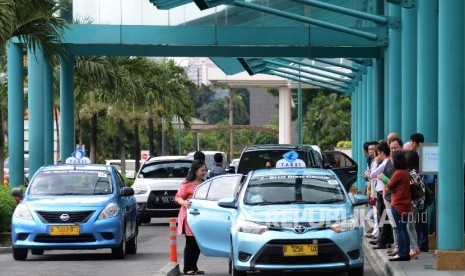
[112,234,126,259]
[13,247,28,261]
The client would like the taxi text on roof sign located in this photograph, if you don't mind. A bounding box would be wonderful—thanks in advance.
[65,149,91,164]
[275,150,305,168]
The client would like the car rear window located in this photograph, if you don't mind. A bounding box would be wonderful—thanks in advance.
[139,160,192,178]
[237,150,310,175]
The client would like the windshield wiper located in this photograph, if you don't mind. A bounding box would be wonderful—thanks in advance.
[317,198,345,204]
[248,200,318,206]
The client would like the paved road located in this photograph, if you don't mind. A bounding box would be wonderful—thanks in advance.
[0,218,378,276]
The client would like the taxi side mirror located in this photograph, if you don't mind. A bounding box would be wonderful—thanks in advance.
[121,187,134,197]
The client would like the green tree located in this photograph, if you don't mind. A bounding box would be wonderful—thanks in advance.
[0,0,67,57]
[303,91,351,150]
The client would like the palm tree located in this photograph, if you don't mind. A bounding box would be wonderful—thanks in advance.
[74,56,113,162]
[0,0,68,57]
[0,53,7,184]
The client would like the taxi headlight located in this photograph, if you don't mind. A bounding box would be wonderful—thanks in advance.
[331,219,358,233]
[132,185,148,195]
[98,202,120,220]
[13,204,33,220]
[236,219,268,235]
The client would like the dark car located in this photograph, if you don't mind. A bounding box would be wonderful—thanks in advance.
[235,144,357,192]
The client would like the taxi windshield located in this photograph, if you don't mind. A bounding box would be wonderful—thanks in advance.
[29,170,113,195]
[244,175,345,205]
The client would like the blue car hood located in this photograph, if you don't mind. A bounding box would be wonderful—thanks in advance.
[25,195,112,208]
[240,203,353,223]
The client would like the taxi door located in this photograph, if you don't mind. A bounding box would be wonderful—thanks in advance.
[321,151,358,192]
[187,174,243,258]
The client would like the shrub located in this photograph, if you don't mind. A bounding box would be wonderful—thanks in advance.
[0,186,19,233]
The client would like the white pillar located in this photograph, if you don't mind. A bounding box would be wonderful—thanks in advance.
[278,86,292,144]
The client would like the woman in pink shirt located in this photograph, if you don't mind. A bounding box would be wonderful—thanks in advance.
[175,159,207,275]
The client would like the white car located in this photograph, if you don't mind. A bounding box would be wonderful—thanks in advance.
[105,159,140,179]
[131,156,193,224]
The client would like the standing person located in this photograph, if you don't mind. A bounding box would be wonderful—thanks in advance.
[368,141,392,248]
[193,151,206,162]
[379,151,412,261]
[209,153,227,178]
[409,132,433,252]
[405,150,424,259]
[175,160,208,275]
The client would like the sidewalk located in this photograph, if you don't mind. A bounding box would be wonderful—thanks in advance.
[363,236,465,276]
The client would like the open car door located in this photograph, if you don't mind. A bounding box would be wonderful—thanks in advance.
[187,174,243,258]
[321,151,357,192]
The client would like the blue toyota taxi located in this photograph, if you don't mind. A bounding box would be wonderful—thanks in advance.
[11,150,138,260]
[187,165,368,276]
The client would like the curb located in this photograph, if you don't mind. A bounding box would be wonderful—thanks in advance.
[0,247,12,254]
[363,238,407,276]
[154,263,180,276]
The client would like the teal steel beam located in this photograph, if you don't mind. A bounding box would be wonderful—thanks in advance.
[400,2,417,141]
[297,65,303,145]
[267,67,349,90]
[374,58,384,140]
[437,0,464,251]
[289,0,388,24]
[313,58,360,72]
[7,42,24,187]
[417,0,438,143]
[366,66,373,140]
[44,60,54,165]
[281,58,355,78]
[233,0,380,41]
[269,71,346,94]
[387,4,401,134]
[60,55,75,160]
[28,47,45,179]
[263,58,351,84]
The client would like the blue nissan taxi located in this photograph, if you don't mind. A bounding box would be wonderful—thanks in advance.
[11,150,138,260]
[187,162,367,276]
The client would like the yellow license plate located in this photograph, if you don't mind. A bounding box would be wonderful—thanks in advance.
[49,225,80,236]
[283,244,318,256]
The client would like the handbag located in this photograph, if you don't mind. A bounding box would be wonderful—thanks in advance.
[410,179,424,201]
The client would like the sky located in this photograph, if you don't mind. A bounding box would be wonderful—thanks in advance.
[73,0,222,25]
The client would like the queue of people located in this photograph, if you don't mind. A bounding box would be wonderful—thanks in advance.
[364,132,436,262]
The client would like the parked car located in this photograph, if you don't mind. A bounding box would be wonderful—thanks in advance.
[105,159,140,179]
[3,154,29,186]
[235,144,357,192]
[11,152,138,260]
[131,156,193,224]
[187,168,368,276]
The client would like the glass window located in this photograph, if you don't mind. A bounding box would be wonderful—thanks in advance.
[244,175,345,205]
[29,170,113,195]
[139,160,192,178]
[194,181,211,200]
[206,176,242,200]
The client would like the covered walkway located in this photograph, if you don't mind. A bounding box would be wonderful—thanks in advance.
[6,0,464,269]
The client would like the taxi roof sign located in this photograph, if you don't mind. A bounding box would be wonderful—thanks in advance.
[65,150,91,164]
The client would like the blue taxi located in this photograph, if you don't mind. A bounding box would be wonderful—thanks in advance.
[187,168,368,276]
[11,151,138,260]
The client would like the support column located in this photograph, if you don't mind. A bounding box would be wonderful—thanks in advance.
[436,0,464,270]
[60,56,75,159]
[278,86,291,144]
[44,60,54,165]
[401,3,418,140]
[356,84,363,191]
[366,66,373,140]
[374,58,384,140]
[388,4,402,134]
[28,47,45,178]
[7,43,24,187]
[417,0,438,143]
